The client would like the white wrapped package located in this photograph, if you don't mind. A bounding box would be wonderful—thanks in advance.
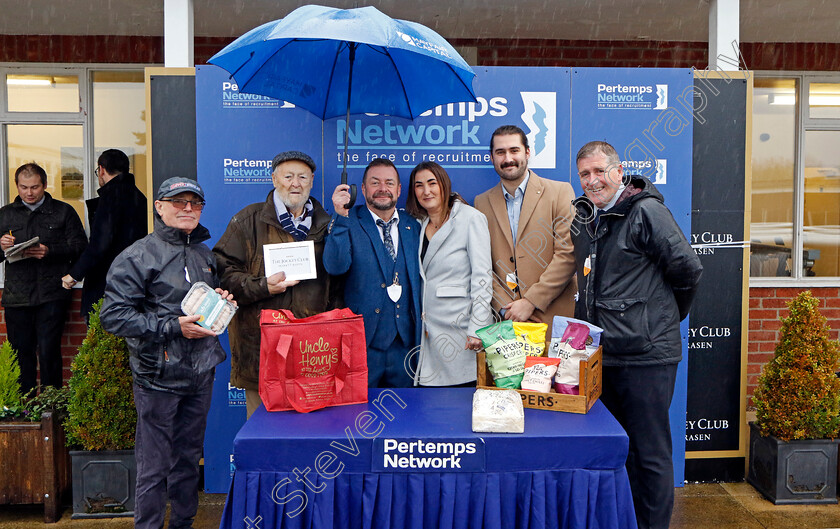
[471,389,525,433]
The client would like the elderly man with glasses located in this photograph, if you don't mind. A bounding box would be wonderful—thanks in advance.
[101,177,235,529]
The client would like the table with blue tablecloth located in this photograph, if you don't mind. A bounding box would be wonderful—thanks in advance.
[220,388,637,529]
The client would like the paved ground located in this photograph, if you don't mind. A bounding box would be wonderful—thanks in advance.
[2,482,840,528]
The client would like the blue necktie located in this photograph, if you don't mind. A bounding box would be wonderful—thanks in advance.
[376,218,398,261]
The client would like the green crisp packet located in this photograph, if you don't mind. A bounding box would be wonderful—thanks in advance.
[476,321,526,389]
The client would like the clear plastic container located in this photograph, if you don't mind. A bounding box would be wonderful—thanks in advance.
[181,281,237,334]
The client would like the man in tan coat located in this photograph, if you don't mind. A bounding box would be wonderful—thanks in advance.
[474,125,576,324]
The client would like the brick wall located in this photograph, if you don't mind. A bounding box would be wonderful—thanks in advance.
[0,288,86,386]
[61,290,87,381]
[747,287,840,407]
[0,35,163,64]
[2,35,840,72]
[450,40,840,71]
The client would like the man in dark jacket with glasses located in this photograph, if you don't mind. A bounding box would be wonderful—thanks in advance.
[572,141,702,529]
[101,177,234,529]
[62,148,147,322]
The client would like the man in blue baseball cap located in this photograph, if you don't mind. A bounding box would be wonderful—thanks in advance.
[101,176,235,529]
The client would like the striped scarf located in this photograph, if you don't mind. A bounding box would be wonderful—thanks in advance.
[273,190,313,241]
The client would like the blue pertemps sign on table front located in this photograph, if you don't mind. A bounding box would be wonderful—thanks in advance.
[372,438,486,472]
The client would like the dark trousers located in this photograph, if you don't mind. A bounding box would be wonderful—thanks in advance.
[600,364,678,529]
[133,383,213,529]
[4,300,69,396]
[367,336,415,388]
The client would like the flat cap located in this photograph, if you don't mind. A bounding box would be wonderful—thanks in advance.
[271,150,316,173]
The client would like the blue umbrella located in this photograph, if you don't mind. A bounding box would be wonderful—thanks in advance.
[209,4,477,207]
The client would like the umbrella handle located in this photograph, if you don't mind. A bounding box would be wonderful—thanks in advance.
[346,184,357,209]
[340,170,357,209]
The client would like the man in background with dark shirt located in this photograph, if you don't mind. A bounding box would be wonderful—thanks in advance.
[62,149,147,321]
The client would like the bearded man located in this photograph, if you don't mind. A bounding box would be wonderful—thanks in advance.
[324,158,421,388]
[214,151,335,417]
[474,125,576,324]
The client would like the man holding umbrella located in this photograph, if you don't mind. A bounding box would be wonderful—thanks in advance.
[324,159,421,388]
[209,4,476,388]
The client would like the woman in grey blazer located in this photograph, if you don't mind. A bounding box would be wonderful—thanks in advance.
[406,161,494,386]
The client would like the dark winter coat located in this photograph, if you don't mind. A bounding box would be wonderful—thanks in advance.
[571,176,703,366]
[0,193,87,307]
[212,193,336,391]
[100,216,225,394]
[68,172,148,320]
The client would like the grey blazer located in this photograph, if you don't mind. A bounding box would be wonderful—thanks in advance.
[414,201,494,386]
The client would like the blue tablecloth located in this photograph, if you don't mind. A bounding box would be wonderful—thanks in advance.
[220,388,637,529]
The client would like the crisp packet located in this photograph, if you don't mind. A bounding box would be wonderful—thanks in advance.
[521,356,562,393]
[513,322,548,356]
[476,321,526,389]
[548,316,604,357]
[181,281,237,334]
[553,346,594,395]
[562,322,589,348]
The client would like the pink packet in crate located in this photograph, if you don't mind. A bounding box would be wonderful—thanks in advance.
[561,322,590,348]
[552,322,592,395]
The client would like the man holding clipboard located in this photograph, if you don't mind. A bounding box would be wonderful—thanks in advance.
[0,163,87,395]
[213,151,335,418]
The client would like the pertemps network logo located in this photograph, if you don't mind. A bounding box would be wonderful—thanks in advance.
[596,83,668,110]
[520,92,556,169]
[227,382,246,407]
[221,81,295,109]
[654,158,667,184]
[623,158,667,184]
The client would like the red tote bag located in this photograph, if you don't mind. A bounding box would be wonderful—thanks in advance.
[259,308,368,413]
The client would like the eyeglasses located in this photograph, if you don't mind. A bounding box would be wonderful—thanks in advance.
[159,198,206,211]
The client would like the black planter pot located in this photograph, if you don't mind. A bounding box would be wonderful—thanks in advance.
[747,422,839,504]
[69,449,136,518]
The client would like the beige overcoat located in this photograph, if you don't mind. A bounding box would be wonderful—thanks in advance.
[474,170,577,327]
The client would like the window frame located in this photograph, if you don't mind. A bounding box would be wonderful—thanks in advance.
[0,62,152,287]
[751,71,840,287]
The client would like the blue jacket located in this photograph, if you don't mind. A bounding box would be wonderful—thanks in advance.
[323,206,422,349]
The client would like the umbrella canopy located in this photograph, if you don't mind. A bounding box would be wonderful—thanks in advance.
[208,4,477,120]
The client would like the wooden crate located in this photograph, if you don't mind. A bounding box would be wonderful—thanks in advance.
[0,411,72,522]
[476,346,602,414]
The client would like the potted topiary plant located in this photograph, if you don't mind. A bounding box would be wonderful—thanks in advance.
[0,340,73,522]
[748,290,840,504]
[64,298,137,518]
